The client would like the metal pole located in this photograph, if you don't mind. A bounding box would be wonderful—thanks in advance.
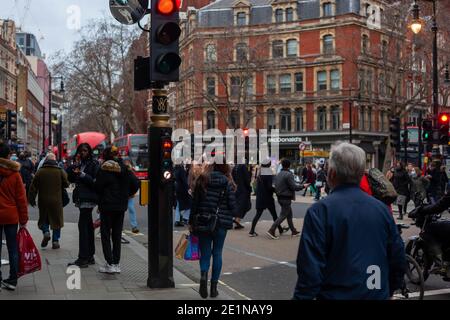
[147,82,175,289]
[432,0,438,128]
[349,99,353,144]
[48,74,52,148]
[418,111,423,169]
[404,121,408,164]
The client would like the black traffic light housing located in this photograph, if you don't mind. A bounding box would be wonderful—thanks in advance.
[6,110,17,141]
[422,119,433,142]
[389,117,401,152]
[161,131,174,182]
[150,0,181,83]
[0,113,6,141]
[438,113,449,145]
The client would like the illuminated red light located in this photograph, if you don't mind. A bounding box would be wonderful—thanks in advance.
[157,0,181,15]
[163,140,173,149]
[440,114,449,123]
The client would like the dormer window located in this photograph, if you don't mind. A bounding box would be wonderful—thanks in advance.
[275,9,284,23]
[236,12,247,26]
[323,2,332,17]
[286,8,294,22]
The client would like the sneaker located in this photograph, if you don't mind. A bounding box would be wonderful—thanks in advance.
[52,241,60,249]
[99,263,115,274]
[1,279,17,291]
[249,232,258,237]
[88,257,96,265]
[234,221,244,230]
[41,232,51,248]
[291,231,301,237]
[68,259,89,268]
[131,227,140,234]
[266,230,279,240]
[112,264,121,274]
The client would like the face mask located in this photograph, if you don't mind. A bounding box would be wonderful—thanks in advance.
[410,171,417,178]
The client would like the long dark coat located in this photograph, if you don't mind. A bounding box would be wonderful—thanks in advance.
[29,160,69,230]
[255,174,275,210]
[232,164,252,218]
[174,165,192,211]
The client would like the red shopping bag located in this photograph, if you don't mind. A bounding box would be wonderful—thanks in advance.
[17,227,42,277]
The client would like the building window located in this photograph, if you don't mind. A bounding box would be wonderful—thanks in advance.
[206,77,215,96]
[236,43,247,61]
[205,44,217,62]
[231,77,241,97]
[323,2,332,17]
[295,108,303,131]
[367,107,372,131]
[330,69,340,90]
[245,76,253,97]
[244,109,254,128]
[366,70,373,95]
[359,69,366,93]
[272,40,284,58]
[359,106,365,130]
[318,107,327,130]
[229,110,240,129]
[267,109,276,130]
[275,9,284,22]
[286,39,297,57]
[207,110,215,129]
[380,110,385,132]
[331,106,340,130]
[280,108,292,132]
[237,12,246,26]
[317,71,327,91]
[286,8,294,22]
[267,75,276,94]
[295,73,303,92]
[379,73,386,96]
[362,34,369,54]
[323,35,333,55]
[279,74,292,93]
[381,40,388,59]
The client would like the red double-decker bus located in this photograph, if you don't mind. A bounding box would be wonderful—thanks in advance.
[113,134,148,180]
[66,132,108,160]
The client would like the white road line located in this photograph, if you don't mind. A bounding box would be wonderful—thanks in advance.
[252,267,262,270]
[224,245,297,268]
[218,280,252,300]
[404,288,450,298]
[223,272,233,275]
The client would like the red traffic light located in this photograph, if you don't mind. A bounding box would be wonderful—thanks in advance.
[163,140,173,149]
[156,0,181,15]
[243,128,249,136]
[440,113,449,123]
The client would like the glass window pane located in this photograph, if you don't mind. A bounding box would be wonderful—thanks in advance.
[286,8,294,22]
[323,35,333,54]
[330,70,340,90]
[287,39,297,57]
[207,77,215,96]
[276,9,283,22]
[272,40,283,58]
[323,3,332,16]
[317,71,327,91]
[295,73,303,92]
[296,108,303,131]
[237,12,246,26]
[267,75,276,94]
[280,74,291,93]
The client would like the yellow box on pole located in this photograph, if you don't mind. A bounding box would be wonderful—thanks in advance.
[140,180,149,206]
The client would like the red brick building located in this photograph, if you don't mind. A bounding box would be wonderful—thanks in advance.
[174,0,443,168]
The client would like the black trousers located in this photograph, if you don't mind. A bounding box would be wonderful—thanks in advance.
[78,208,95,260]
[100,211,125,265]
[251,202,283,234]
[269,199,297,233]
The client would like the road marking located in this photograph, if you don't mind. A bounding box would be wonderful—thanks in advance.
[252,267,262,270]
[218,280,252,300]
[395,287,450,299]
[223,272,233,275]
[224,245,297,268]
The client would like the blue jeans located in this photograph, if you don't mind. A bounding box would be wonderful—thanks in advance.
[0,224,19,283]
[41,224,61,242]
[198,228,227,281]
[175,201,190,223]
[128,198,138,229]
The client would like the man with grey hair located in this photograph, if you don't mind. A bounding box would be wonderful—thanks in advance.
[293,142,405,300]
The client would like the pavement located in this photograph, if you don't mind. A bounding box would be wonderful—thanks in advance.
[0,221,234,300]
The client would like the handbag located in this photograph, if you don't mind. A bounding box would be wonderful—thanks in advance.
[192,187,226,234]
[175,233,189,260]
[62,188,70,207]
[184,234,200,261]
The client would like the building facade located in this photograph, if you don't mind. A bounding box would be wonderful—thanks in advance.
[174,0,433,168]
[0,20,17,115]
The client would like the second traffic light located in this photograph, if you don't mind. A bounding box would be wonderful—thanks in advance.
[6,110,17,141]
[438,113,449,145]
[422,119,433,142]
[389,117,401,152]
[150,0,181,83]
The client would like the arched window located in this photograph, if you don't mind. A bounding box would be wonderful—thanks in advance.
[295,108,303,131]
[323,34,333,55]
[275,9,284,22]
[331,106,340,130]
[207,110,215,129]
[362,34,369,54]
[280,108,291,132]
[236,12,246,26]
[272,40,284,58]
[318,107,327,130]
[267,109,276,130]
[236,43,247,61]
[205,44,217,62]
[286,39,297,57]
[286,8,294,22]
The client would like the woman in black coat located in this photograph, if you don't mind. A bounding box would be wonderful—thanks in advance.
[66,143,100,267]
[392,161,411,219]
[231,164,252,229]
[174,164,192,226]
[249,161,285,237]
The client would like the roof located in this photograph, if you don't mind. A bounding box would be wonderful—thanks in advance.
[201,0,273,11]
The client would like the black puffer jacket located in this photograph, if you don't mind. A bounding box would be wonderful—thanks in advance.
[94,160,140,213]
[190,170,237,230]
[392,168,411,196]
[67,159,100,204]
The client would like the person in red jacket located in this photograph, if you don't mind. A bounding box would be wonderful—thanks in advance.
[0,142,29,291]
[360,171,393,216]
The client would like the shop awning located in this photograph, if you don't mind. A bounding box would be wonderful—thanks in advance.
[359,142,376,154]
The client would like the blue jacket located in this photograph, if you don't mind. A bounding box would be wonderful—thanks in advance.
[293,184,405,300]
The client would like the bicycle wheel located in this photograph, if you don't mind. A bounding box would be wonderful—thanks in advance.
[404,254,425,300]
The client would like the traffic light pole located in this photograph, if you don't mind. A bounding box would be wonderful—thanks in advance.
[147,83,175,289]
[418,112,422,170]
[403,121,408,164]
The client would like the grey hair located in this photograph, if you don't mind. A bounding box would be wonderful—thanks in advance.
[46,153,56,161]
[328,142,366,185]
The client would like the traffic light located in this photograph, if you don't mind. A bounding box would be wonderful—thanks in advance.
[6,110,17,141]
[0,114,6,140]
[150,0,182,82]
[389,117,401,152]
[438,113,449,145]
[161,133,174,181]
[422,119,433,142]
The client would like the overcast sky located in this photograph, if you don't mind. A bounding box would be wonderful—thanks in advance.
[3,0,131,60]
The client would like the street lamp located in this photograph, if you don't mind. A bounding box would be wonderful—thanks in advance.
[410,1,422,34]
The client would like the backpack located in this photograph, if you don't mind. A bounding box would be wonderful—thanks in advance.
[367,168,398,205]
